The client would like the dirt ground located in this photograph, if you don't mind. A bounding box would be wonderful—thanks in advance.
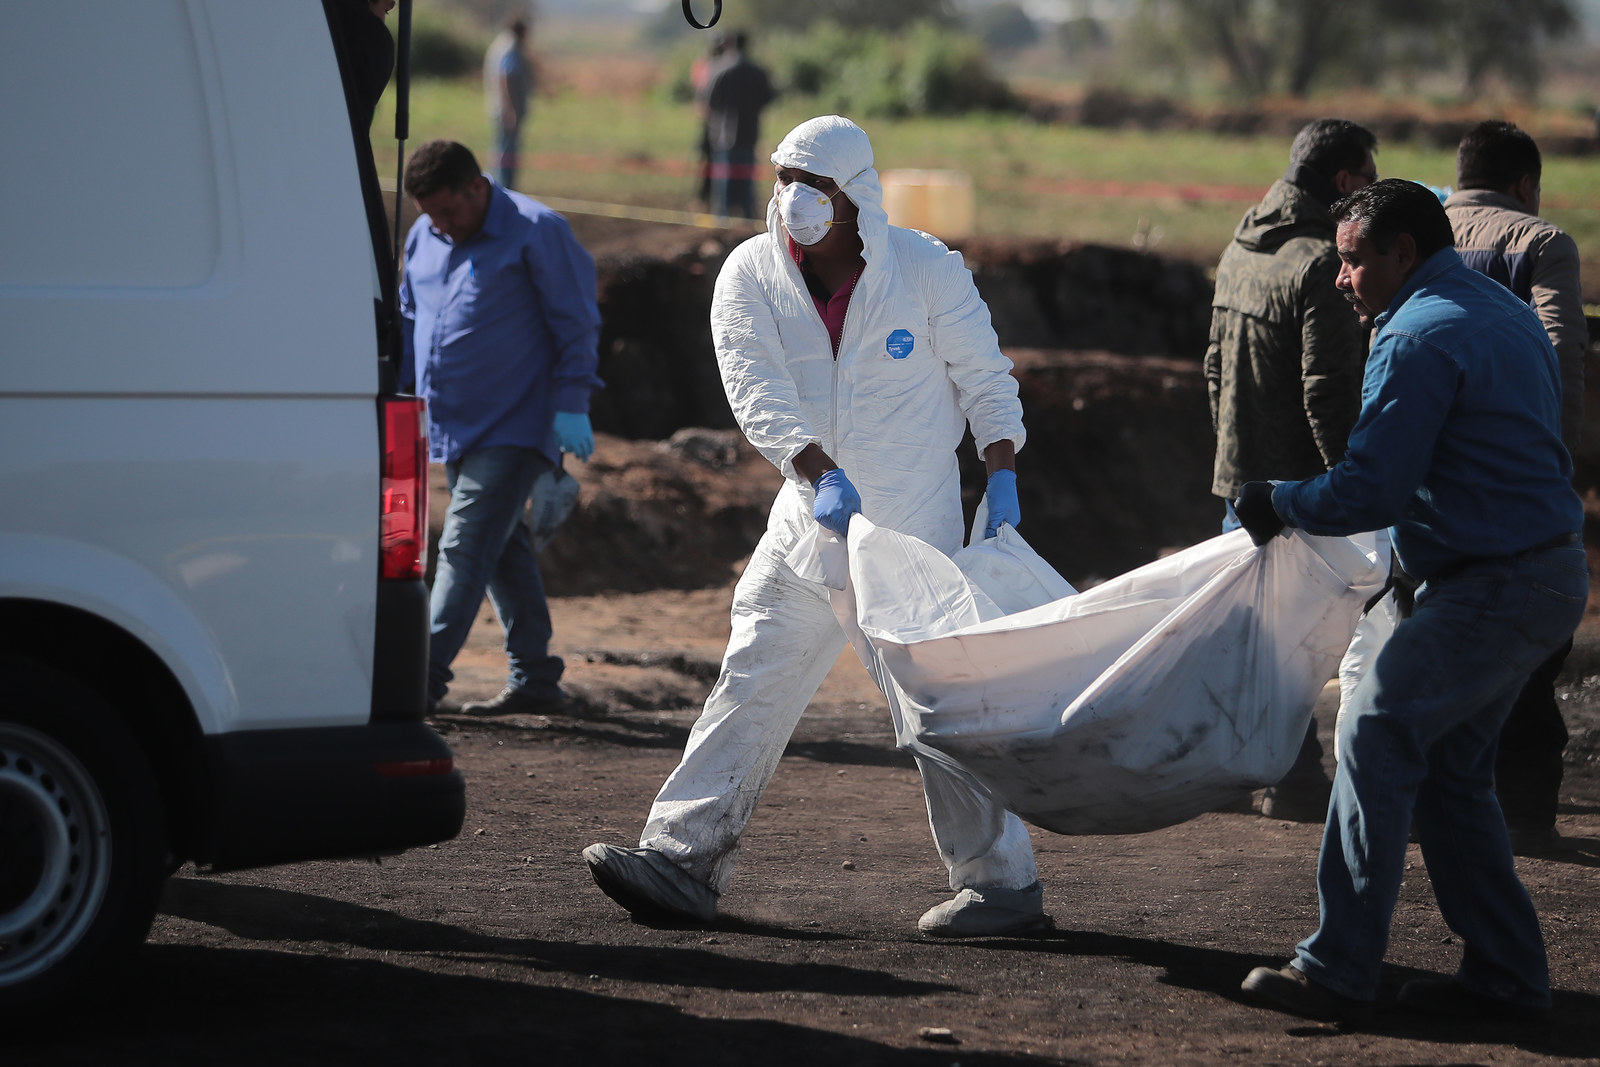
[12,475,1600,1065]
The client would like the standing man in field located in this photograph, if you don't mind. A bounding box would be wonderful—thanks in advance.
[704,30,776,221]
[400,140,603,717]
[1205,118,1378,820]
[584,115,1048,938]
[1444,120,1589,850]
[689,32,729,209]
[483,16,536,190]
[1235,180,1585,1023]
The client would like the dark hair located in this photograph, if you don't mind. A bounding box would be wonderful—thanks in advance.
[507,16,528,40]
[731,30,749,52]
[1331,179,1455,260]
[1456,120,1541,191]
[404,140,481,199]
[1289,119,1377,180]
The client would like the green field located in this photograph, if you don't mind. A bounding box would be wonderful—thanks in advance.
[376,77,1600,277]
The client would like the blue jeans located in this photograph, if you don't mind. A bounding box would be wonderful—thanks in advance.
[493,120,523,189]
[710,147,757,220]
[1295,542,1586,1006]
[429,445,563,703]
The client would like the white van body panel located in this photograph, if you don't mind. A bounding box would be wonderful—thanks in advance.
[0,532,239,735]
[0,4,464,1008]
[0,397,378,731]
[0,2,383,732]
[0,0,377,397]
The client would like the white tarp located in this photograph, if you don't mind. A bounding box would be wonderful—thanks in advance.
[792,519,1387,835]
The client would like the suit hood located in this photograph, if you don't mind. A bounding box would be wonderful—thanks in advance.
[766,115,890,263]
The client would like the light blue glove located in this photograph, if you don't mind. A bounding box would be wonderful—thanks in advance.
[812,468,862,537]
[553,411,594,461]
[984,469,1020,538]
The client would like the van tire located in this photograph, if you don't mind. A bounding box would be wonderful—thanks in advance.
[0,656,169,1012]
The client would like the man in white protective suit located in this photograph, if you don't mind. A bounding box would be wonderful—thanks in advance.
[583,115,1050,937]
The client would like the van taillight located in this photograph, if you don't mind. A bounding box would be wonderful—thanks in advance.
[380,397,429,581]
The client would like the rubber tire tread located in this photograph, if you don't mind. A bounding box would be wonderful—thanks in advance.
[0,655,169,1013]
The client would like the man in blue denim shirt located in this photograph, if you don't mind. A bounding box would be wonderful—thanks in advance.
[1232,180,1585,1024]
[401,140,604,716]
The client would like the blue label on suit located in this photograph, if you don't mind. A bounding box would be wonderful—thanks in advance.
[886,329,915,359]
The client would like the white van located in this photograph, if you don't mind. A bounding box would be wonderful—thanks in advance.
[0,1,464,1008]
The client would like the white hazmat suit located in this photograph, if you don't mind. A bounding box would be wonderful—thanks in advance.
[639,116,1040,901]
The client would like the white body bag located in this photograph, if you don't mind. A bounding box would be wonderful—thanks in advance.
[792,519,1387,835]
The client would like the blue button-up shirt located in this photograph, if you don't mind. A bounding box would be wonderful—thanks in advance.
[401,180,603,464]
[1274,247,1582,579]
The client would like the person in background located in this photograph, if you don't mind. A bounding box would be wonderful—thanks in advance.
[704,30,776,220]
[690,33,728,208]
[1235,179,1585,1024]
[1444,121,1589,851]
[400,141,603,717]
[584,116,1048,939]
[483,15,537,190]
[1204,118,1378,821]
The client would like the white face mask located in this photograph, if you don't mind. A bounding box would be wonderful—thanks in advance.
[776,180,839,246]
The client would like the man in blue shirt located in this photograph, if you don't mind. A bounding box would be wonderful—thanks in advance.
[1232,180,1585,1024]
[401,140,604,716]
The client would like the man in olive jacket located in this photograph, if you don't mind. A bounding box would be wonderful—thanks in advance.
[1204,118,1378,820]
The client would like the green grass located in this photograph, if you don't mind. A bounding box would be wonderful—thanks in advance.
[376,78,1600,269]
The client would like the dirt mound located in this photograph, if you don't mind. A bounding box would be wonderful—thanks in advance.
[539,429,777,596]
[426,428,777,599]
[426,350,1219,598]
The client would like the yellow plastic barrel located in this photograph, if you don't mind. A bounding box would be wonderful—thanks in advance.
[879,169,975,240]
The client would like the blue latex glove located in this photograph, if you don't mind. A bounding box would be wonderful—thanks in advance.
[983,469,1020,538]
[812,468,862,537]
[553,411,594,461]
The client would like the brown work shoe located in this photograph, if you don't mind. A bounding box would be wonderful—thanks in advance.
[460,685,568,716]
[1241,964,1373,1022]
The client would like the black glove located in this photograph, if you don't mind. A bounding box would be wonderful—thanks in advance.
[1233,481,1285,546]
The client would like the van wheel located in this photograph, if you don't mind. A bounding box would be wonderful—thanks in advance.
[0,657,168,1012]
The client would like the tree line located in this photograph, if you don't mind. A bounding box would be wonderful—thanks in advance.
[428,0,1584,106]
[704,0,1583,101]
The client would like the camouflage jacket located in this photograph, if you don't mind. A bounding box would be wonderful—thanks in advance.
[1204,179,1366,499]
